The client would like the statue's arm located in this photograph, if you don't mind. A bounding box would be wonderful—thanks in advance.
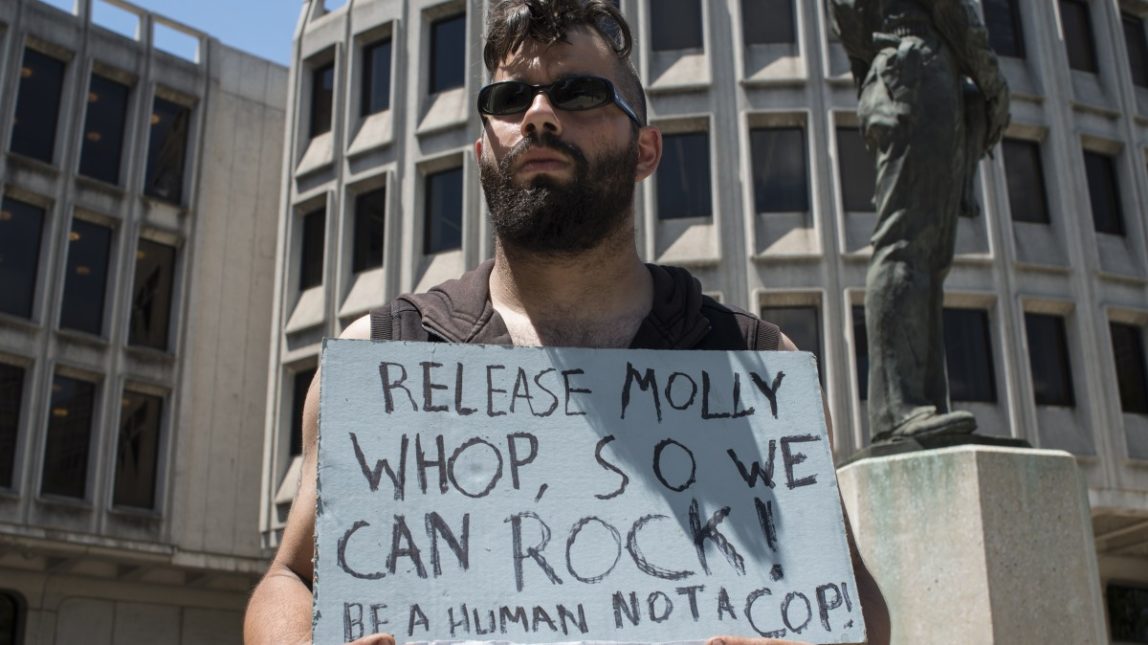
[928,0,1011,147]
[928,0,1005,95]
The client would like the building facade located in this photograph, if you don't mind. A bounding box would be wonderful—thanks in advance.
[0,0,286,642]
[263,0,1148,639]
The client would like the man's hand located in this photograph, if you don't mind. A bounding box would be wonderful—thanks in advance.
[702,633,812,638]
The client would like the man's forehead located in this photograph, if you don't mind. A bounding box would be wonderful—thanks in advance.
[492,28,617,81]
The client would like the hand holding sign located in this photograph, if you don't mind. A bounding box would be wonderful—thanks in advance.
[314,341,864,644]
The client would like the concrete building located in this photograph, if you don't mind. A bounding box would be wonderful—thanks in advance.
[262,0,1148,639]
[0,0,286,642]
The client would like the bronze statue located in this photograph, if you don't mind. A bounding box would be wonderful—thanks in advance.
[829,0,1010,444]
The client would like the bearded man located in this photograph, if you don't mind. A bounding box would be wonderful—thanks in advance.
[244,2,890,644]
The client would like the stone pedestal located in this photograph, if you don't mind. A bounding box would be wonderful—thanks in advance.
[837,445,1107,644]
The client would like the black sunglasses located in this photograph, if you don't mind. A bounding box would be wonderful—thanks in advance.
[477,75,642,126]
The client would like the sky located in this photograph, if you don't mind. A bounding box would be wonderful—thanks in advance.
[42,0,305,65]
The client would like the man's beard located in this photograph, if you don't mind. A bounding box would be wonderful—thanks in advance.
[479,131,638,254]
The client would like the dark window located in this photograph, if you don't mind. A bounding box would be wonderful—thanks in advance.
[353,187,386,272]
[60,219,112,336]
[129,239,176,350]
[1109,583,1148,643]
[144,97,190,204]
[1024,313,1075,407]
[11,48,66,162]
[943,308,997,403]
[0,364,24,490]
[42,375,96,499]
[853,305,869,400]
[658,132,712,219]
[299,208,325,290]
[113,391,163,509]
[742,0,795,45]
[1002,139,1051,224]
[837,127,877,212]
[424,167,463,254]
[761,306,822,383]
[289,368,316,457]
[651,0,704,51]
[430,14,466,93]
[362,38,393,115]
[1123,13,1148,88]
[310,63,335,137]
[983,0,1026,59]
[1061,0,1098,73]
[750,127,809,213]
[0,591,22,645]
[0,197,45,319]
[1084,150,1125,236]
[1111,322,1148,415]
[79,74,130,185]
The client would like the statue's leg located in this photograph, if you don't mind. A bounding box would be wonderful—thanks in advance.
[860,38,974,443]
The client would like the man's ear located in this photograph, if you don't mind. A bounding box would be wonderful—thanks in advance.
[474,136,484,164]
[634,126,662,182]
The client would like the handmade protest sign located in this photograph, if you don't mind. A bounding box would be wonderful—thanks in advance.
[314,340,864,644]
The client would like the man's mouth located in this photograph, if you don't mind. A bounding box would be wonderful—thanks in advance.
[514,150,571,175]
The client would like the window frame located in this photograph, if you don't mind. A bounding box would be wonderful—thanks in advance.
[361,35,394,117]
[982,0,1027,59]
[942,307,999,404]
[128,235,179,352]
[741,0,796,46]
[59,214,116,337]
[298,206,327,291]
[40,371,100,502]
[423,164,464,255]
[1109,321,1148,415]
[749,125,811,214]
[352,185,387,273]
[0,194,48,320]
[656,129,714,220]
[111,388,167,511]
[0,360,29,492]
[309,60,336,138]
[10,46,67,164]
[428,11,467,95]
[1121,12,1148,89]
[836,125,876,213]
[1024,312,1076,408]
[1060,0,1100,74]
[144,92,194,205]
[1083,148,1126,237]
[78,71,133,186]
[650,0,705,52]
[1002,138,1052,225]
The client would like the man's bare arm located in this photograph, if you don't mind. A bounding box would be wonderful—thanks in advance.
[243,317,394,645]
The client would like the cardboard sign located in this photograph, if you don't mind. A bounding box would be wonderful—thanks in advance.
[314,340,864,644]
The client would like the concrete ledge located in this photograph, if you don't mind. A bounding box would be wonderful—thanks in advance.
[837,445,1107,644]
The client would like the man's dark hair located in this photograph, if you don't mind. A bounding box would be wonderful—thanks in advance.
[483,0,647,126]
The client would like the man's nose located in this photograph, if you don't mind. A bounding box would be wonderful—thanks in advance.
[520,90,562,137]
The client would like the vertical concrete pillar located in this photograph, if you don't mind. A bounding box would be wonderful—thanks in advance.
[837,445,1107,644]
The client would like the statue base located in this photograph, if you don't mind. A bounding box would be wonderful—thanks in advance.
[840,432,1031,467]
[837,445,1106,644]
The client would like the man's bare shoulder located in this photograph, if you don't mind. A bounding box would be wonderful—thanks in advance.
[341,313,373,340]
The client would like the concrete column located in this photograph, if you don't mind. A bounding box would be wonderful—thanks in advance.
[837,445,1107,644]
